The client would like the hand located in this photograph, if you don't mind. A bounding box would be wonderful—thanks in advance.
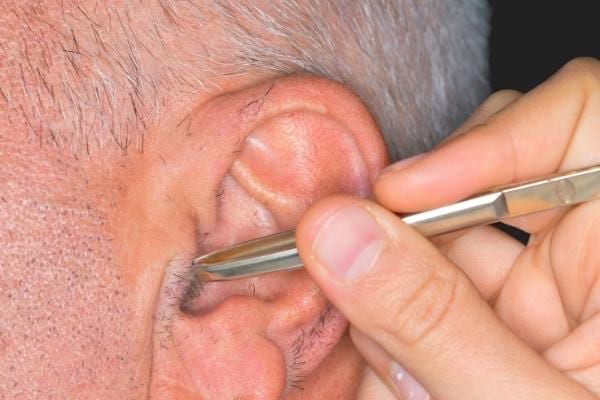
[296,58,600,400]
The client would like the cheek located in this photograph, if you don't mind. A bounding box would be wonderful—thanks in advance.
[0,156,146,398]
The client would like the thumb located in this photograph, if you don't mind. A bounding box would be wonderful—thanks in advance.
[296,195,594,400]
[356,365,401,400]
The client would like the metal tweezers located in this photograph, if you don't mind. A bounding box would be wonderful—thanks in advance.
[193,165,600,282]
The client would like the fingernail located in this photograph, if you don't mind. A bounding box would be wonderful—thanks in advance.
[382,153,427,174]
[312,204,385,281]
[390,361,430,400]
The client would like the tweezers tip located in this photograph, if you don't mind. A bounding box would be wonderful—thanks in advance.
[190,258,220,282]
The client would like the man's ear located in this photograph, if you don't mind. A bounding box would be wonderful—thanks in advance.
[189,75,389,250]
[147,74,389,400]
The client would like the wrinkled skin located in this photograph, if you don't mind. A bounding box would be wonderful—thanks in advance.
[0,3,388,395]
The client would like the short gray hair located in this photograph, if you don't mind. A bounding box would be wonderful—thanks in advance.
[211,0,490,159]
[2,1,489,160]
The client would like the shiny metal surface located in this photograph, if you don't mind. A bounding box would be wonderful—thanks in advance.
[502,166,600,215]
[193,165,600,281]
[195,231,301,281]
[401,192,507,236]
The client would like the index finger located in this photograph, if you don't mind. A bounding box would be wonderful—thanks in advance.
[376,58,600,213]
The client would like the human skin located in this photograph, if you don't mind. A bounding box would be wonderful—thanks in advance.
[2,2,593,400]
[0,19,389,400]
[296,58,600,399]
[0,71,391,398]
[0,2,392,398]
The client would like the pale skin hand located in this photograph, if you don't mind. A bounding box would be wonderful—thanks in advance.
[296,58,600,399]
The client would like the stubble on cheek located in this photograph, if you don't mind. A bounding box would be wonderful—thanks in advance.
[0,150,147,398]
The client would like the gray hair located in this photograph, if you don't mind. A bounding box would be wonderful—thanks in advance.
[2,0,489,160]
[212,0,490,159]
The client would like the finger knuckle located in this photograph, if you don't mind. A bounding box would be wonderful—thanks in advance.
[382,262,461,345]
[476,90,522,118]
[487,89,523,104]
[558,57,600,89]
